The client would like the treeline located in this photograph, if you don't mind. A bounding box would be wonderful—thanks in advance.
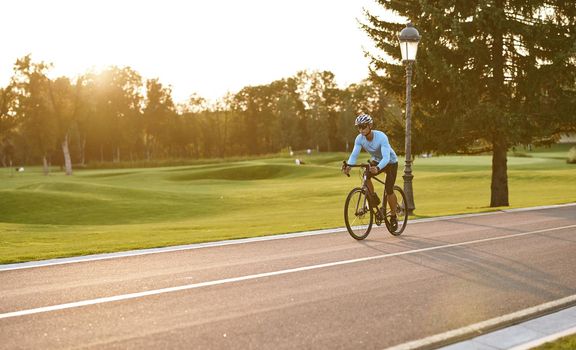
[0,55,403,174]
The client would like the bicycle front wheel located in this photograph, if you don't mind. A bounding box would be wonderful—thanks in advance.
[344,187,373,240]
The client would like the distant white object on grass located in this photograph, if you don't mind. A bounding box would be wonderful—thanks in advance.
[290,150,294,156]
[307,149,311,154]
[295,159,301,165]
[16,167,24,172]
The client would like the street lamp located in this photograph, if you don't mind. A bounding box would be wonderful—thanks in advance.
[398,22,420,216]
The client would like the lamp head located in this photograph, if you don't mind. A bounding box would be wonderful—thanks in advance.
[398,22,421,62]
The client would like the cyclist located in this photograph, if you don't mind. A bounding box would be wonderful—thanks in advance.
[342,114,399,228]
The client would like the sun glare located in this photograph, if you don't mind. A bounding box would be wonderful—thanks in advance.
[1,0,397,103]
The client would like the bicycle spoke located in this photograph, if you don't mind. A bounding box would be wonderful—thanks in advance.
[344,188,372,240]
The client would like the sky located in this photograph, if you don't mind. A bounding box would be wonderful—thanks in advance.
[1,0,400,104]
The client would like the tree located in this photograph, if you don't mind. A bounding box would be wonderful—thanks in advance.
[296,70,340,151]
[178,93,207,158]
[48,77,77,175]
[364,1,576,207]
[12,55,58,175]
[0,84,18,167]
[211,93,236,158]
[88,67,143,162]
[231,85,274,155]
[273,78,306,151]
[143,78,176,160]
[72,73,97,166]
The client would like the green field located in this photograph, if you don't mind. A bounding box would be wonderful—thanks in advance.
[532,334,576,350]
[532,333,576,350]
[1,145,575,264]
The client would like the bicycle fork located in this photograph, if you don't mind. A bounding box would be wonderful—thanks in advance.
[355,187,370,216]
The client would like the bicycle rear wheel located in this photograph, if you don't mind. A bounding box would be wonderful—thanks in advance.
[384,185,408,236]
[344,187,373,240]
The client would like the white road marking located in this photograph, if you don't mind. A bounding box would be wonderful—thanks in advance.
[386,295,576,350]
[1,224,574,320]
[1,202,574,272]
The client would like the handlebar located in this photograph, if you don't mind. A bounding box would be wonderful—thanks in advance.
[342,161,371,168]
[342,161,371,177]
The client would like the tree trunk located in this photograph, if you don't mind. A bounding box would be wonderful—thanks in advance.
[42,155,50,176]
[145,134,152,161]
[490,134,509,207]
[61,133,73,175]
[79,136,86,166]
[223,113,228,157]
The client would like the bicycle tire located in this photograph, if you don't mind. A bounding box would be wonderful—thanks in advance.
[384,185,408,236]
[344,187,373,240]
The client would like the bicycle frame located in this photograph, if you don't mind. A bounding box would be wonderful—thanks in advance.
[345,163,385,205]
[344,162,386,222]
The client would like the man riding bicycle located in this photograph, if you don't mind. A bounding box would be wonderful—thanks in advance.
[342,114,400,229]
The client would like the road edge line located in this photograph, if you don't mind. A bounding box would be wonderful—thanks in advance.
[384,295,576,350]
[1,202,574,271]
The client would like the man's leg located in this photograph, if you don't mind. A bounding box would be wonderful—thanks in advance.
[366,178,374,195]
[366,179,380,206]
[387,192,398,217]
[367,178,386,221]
[384,162,399,218]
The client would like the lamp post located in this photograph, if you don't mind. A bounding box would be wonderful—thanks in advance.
[398,22,420,216]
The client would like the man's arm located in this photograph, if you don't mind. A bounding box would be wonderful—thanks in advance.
[377,134,392,170]
[347,136,362,165]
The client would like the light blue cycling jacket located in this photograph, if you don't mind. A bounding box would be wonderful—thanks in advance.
[347,130,398,170]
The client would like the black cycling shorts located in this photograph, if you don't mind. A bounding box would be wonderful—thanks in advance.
[368,161,398,195]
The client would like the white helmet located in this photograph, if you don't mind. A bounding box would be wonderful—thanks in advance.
[354,114,373,127]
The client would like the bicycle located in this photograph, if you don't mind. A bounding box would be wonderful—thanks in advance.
[342,161,408,240]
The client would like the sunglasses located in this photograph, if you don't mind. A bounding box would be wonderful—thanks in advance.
[357,124,369,130]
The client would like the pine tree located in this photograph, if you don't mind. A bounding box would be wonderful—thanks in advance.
[363,0,576,207]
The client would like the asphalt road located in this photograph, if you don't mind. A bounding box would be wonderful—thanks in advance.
[1,205,575,349]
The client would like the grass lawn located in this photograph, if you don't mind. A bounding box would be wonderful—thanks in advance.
[1,144,575,264]
[532,333,576,350]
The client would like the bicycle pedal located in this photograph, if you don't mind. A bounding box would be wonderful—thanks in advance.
[375,210,384,225]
